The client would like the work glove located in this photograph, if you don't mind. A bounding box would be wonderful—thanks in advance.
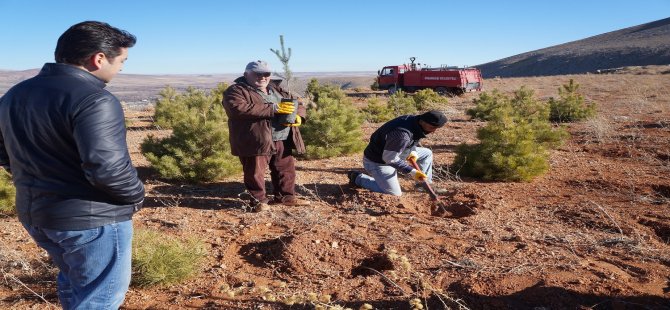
[410,169,427,181]
[405,151,418,163]
[275,101,295,115]
[283,115,302,127]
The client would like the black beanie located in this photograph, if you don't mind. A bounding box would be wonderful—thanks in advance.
[419,110,447,127]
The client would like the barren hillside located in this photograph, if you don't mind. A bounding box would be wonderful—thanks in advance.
[477,17,670,78]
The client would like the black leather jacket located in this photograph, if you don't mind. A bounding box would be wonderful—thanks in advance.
[0,63,145,230]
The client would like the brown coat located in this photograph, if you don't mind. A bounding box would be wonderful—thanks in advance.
[222,77,306,157]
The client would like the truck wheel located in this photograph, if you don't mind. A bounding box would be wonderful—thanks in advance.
[435,87,448,96]
[388,86,398,95]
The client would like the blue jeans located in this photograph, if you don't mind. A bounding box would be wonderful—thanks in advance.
[22,220,133,310]
[357,146,433,196]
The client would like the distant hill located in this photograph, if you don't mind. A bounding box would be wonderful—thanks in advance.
[476,17,670,78]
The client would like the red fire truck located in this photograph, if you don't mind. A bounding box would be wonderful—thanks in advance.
[377,57,482,95]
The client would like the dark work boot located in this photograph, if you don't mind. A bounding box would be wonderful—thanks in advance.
[347,171,362,187]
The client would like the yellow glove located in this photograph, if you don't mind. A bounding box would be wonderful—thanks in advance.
[276,101,295,114]
[283,115,302,127]
[406,151,418,163]
[411,169,427,181]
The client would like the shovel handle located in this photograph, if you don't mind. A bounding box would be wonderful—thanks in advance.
[408,157,439,200]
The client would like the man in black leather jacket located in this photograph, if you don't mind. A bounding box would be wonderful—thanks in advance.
[0,21,144,309]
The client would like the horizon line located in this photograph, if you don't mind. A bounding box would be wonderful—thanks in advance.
[0,68,378,76]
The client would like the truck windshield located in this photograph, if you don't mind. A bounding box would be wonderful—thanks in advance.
[381,68,394,76]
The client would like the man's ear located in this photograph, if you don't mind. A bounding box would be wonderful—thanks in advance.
[85,52,106,71]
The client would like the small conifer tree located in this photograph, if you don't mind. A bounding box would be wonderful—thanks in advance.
[467,90,508,121]
[510,87,568,148]
[362,97,393,123]
[387,90,417,116]
[0,170,15,214]
[306,78,319,97]
[548,79,597,122]
[306,78,347,103]
[413,88,448,110]
[301,81,366,159]
[270,35,293,93]
[454,87,567,181]
[141,84,240,182]
[153,86,182,129]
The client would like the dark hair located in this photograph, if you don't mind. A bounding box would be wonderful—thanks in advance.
[54,21,136,66]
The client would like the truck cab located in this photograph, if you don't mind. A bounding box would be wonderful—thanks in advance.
[377,65,408,93]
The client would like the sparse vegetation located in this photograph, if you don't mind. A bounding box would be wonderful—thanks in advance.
[141,84,240,182]
[548,79,597,122]
[131,229,206,287]
[584,115,614,143]
[0,170,15,214]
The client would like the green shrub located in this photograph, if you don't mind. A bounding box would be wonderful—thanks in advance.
[362,97,393,123]
[455,110,550,181]
[548,79,597,122]
[153,86,182,129]
[141,84,240,182]
[466,90,508,121]
[387,90,417,117]
[132,229,206,287]
[508,87,568,149]
[361,89,447,123]
[370,79,380,91]
[301,81,366,159]
[306,78,346,103]
[413,88,448,110]
[0,170,15,214]
[511,86,549,120]
[469,87,546,121]
[470,87,567,149]
[306,78,320,99]
[453,87,567,181]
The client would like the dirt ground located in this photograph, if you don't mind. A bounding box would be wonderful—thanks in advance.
[1,68,669,309]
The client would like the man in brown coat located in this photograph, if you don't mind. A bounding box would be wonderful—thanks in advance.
[223,60,310,212]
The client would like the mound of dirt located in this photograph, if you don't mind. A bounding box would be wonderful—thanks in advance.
[240,230,374,278]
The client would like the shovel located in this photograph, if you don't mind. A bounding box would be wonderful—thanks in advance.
[407,157,439,201]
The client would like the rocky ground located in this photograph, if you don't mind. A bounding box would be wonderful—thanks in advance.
[1,69,669,309]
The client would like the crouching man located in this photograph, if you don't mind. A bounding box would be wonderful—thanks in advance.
[348,110,448,196]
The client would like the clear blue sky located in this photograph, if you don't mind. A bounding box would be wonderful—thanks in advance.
[1,0,668,74]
